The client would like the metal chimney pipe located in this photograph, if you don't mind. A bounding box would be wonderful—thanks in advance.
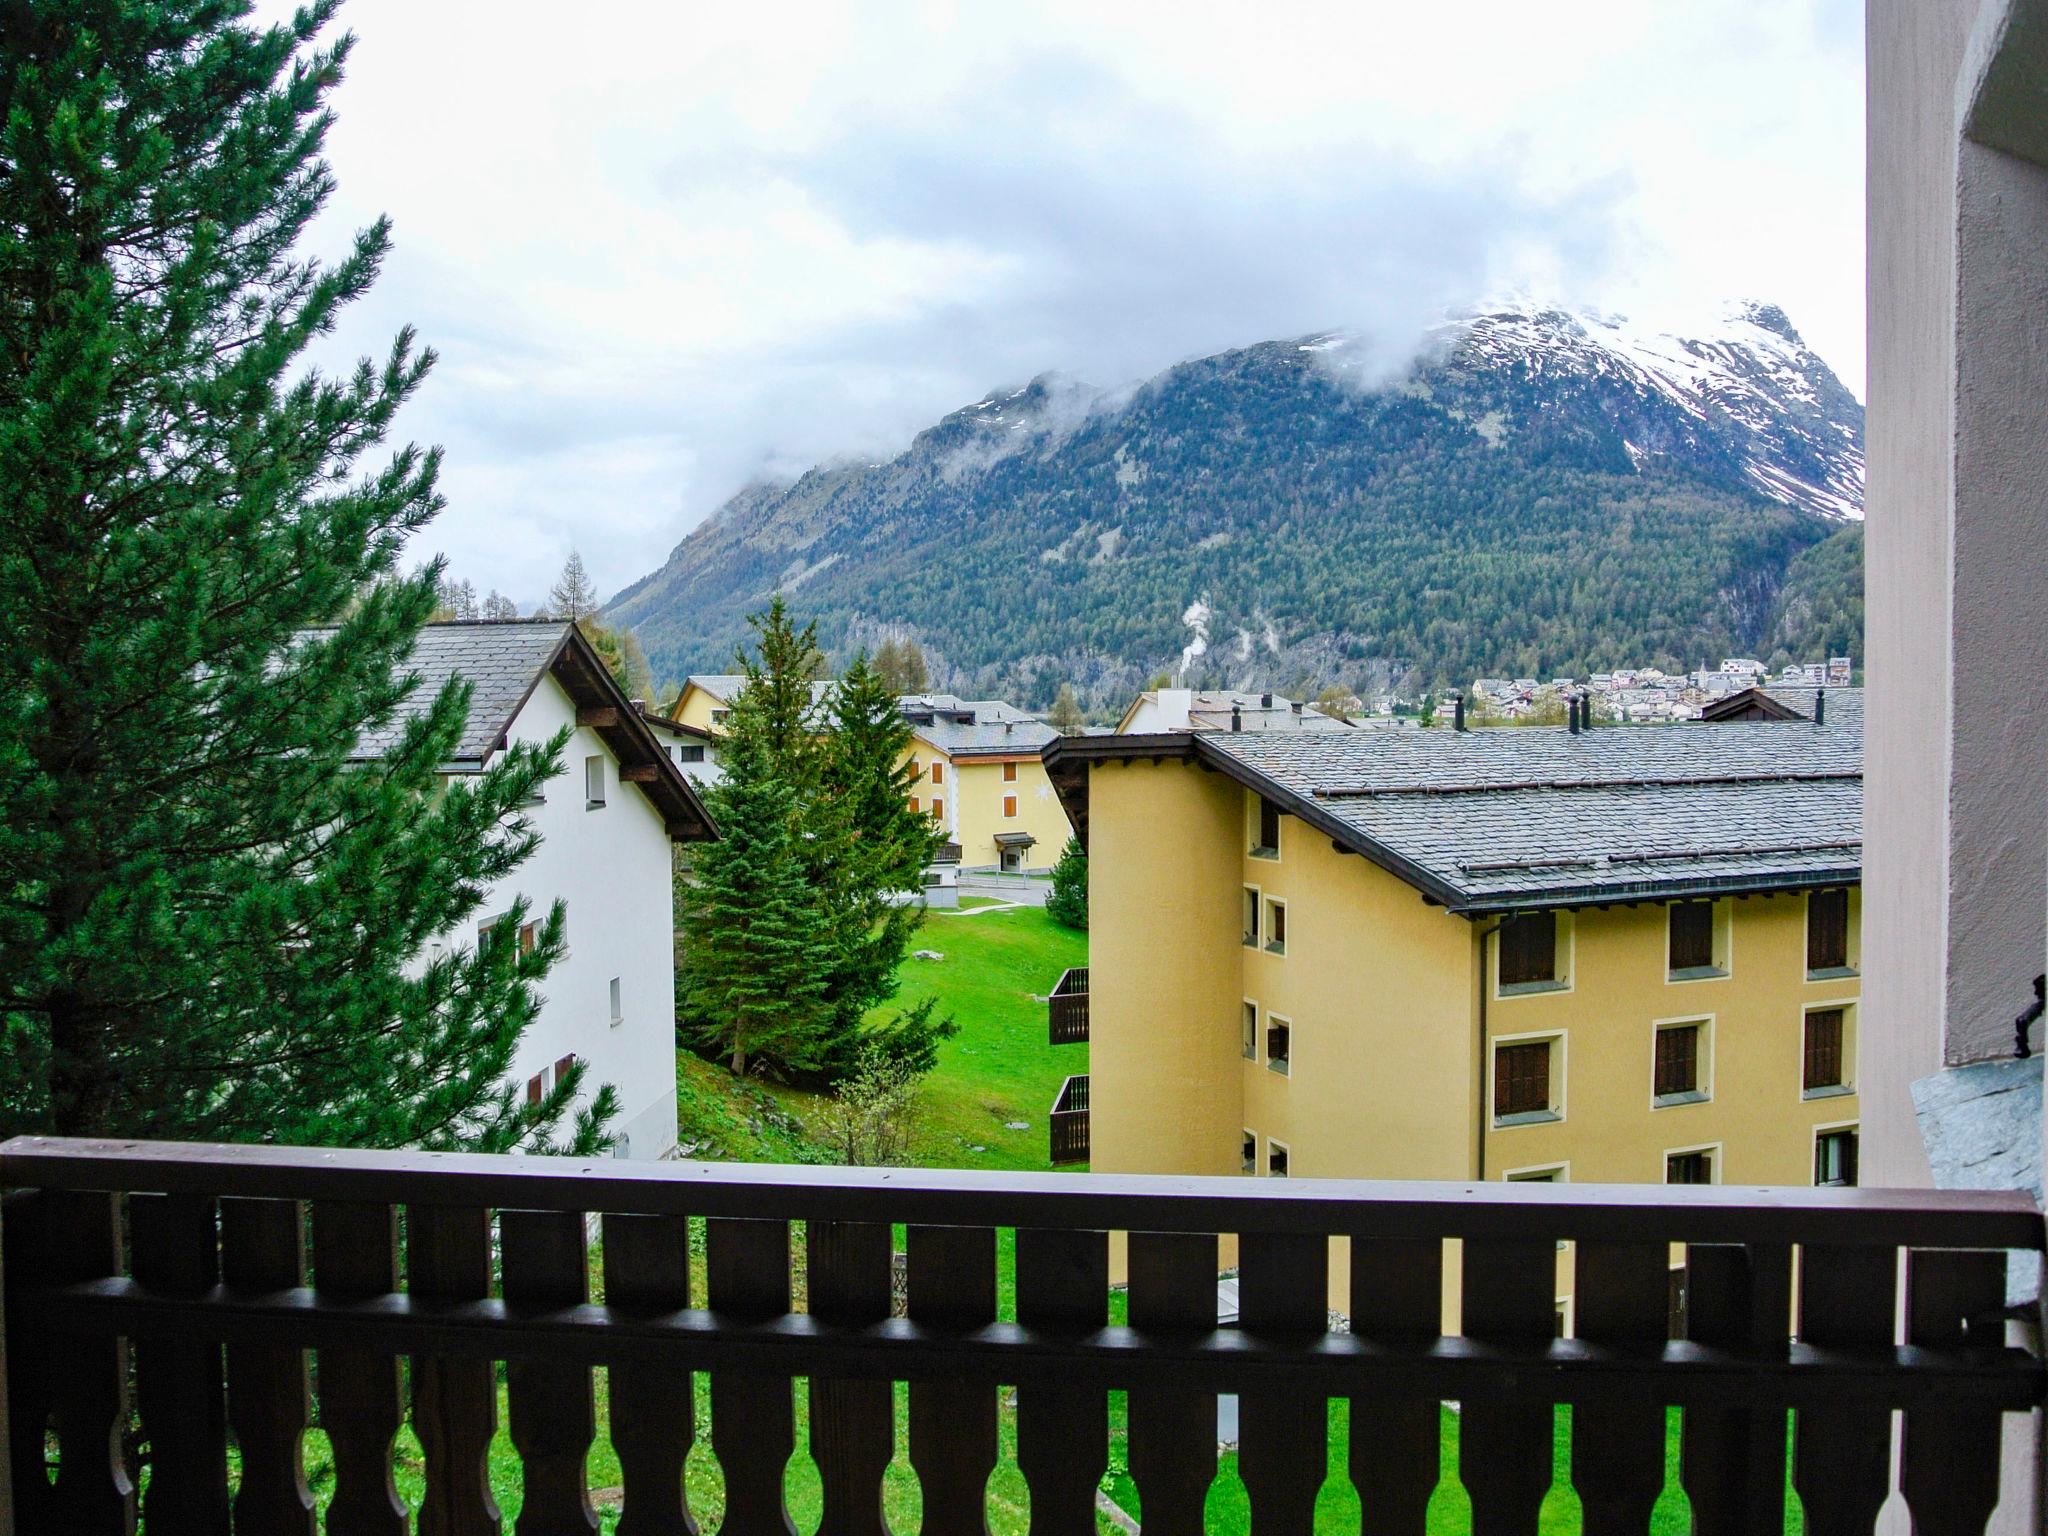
[1453,691,1466,732]
[1568,694,1580,734]
[1231,702,1242,732]
[1813,688,1825,726]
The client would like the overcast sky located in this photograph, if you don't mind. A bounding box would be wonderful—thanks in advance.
[288,1,1865,610]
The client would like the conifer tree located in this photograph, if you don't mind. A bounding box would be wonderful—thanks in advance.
[1047,838,1088,930]
[873,634,929,695]
[549,550,600,621]
[0,1,608,1150]
[1048,683,1087,735]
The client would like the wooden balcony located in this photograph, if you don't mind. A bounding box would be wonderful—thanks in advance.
[1,1135,2041,1535]
[1048,1074,1090,1166]
[1047,965,1090,1044]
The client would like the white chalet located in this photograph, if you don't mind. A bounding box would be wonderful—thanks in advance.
[367,621,714,1160]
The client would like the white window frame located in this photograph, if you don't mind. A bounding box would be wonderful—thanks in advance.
[1799,997,1859,1101]
[1650,1013,1715,1109]
[1249,792,1282,862]
[1662,1141,1723,1186]
[1266,1013,1292,1077]
[1804,887,1860,979]
[1263,897,1289,958]
[1241,998,1258,1061]
[1490,1028,1567,1127]
[1242,884,1262,949]
[1665,897,1733,982]
[1493,910,1575,998]
[584,753,607,809]
[609,976,623,1027]
[1241,1128,1258,1175]
[1266,1136,1291,1178]
[1812,1119,1860,1188]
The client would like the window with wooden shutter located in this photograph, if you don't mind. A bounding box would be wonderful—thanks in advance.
[1494,1040,1551,1118]
[1815,1127,1859,1187]
[1665,1150,1714,1185]
[1266,1018,1290,1075]
[1003,795,1018,818]
[1242,887,1260,948]
[1498,912,1557,987]
[1668,902,1715,971]
[1264,900,1287,955]
[1654,1023,1700,1098]
[526,1072,545,1106]
[1804,1008,1846,1091]
[1252,797,1281,857]
[555,1054,576,1082]
[1807,888,1850,971]
[1003,761,1018,783]
[931,761,945,784]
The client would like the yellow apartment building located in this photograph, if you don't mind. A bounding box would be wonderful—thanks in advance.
[1045,713,1862,1311]
[671,677,1073,871]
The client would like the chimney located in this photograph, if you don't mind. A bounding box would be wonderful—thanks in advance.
[1231,702,1243,732]
[1158,688,1193,731]
[1261,692,1273,709]
[1452,691,1466,732]
[1568,694,1581,734]
[1813,689,1826,726]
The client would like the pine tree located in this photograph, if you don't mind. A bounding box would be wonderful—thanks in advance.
[549,550,600,621]
[873,633,929,695]
[1047,683,1087,735]
[0,2,609,1151]
[1047,838,1088,930]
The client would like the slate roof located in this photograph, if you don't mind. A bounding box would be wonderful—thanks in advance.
[1051,719,1861,913]
[681,674,838,710]
[345,620,572,763]
[1762,686,1863,729]
[912,713,1059,756]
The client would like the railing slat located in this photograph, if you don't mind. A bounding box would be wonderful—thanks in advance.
[1014,1227,1110,1534]
[601,1212,697,1536]
[409,1203,504,1536]
[906,1223,998,1536]
[3,1189,135,1534]
[502,1209,599,1533]
[805,1219,894,1536]
[1901,1248,2007,1536]
[131,1191,231,1535]
[1458,1238,1556,1536]
[1349,1236,1442,1536]
[1125,1231,1219,1536]
[1235,1232,1328,1536]
[1792,1243,1896,1536]
[1569,1242,1668,1535]
[705,1216,797,1536]
[221,1197,317,1535]
[312,1200,410,1536]
[1679,1242,1790,1536]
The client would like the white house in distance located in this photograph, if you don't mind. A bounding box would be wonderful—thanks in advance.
[366,621,715,1160]
[638,706,722,787]
[1116,687,1355,734]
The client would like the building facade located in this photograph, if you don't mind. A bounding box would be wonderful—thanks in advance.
[385,623,714,1161]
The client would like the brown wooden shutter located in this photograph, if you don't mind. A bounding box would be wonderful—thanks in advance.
[1807,889,1849,970]
[1804,1009,1844,1090]
[1258,798,1281,852]
[1494,1042,1550,1117]
[1498,913,1557,986]
[1669,902,1714,970]
[1655,1025,1698,1097]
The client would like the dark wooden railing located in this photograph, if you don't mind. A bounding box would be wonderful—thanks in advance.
[1049,1074,1090,1166]
[1,1136,2041,1535]
[1048,966,1090,1044]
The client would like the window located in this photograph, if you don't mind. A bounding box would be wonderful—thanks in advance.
[585,754,607,808]
[1807,888,1851,973]
[1003,761,1018,782]
[1003,795,1018,818]
[519,921,537,957]
[1653,1021,1704,1102]
[672,744,705,764]
[910,796,920,814]
[1815,1127,1860,1187]
[1498,912,1558,989]
[609,977,623,1026]
[1267,1140,1290,1177]
[931,761,945,785]
[1266,1016,1291,1076]
[711,708,731,727]
[1242,1001,1258,1060]
[931,797,944,821]
[1668,901,1721,975]
[526,1071,546,1105]
[1242,887,1260,948]
[1264,899,1287,956]
[1665,1148,1716,1185]
[1251,796,1281,858]
[1494,1039,1554,1120]
[1507,1166,1563,1183]
[1804,1007,1848,1093]
[1242,1130,1257,1174]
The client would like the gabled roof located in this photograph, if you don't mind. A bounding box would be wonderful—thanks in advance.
[330,620,714,842]
[911,711,1059,757]
[678,674,837,711]
[1698,686,1864,728]
[1046,719,1860,914]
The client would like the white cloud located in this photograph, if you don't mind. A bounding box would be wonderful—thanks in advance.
[277,0,1864,608]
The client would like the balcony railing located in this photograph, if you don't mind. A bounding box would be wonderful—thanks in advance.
[1,1135,2042,1535]
[1048,1074,1090,1166]
[1047,965,1090,1044]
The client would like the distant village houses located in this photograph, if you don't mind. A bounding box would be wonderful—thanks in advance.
[1469,656,1855,724]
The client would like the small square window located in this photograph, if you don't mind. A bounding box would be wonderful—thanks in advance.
[1654,1021,1703,1101]
[585,754,607,808]
[1666,1149,1715,1185]
[675,744,705,763]
[1242,1001,1257,1060]
[609,976,623,1026]
[1242,887,1260,948]
[1494,1039,1555,1120]
[1264,899,1287,956]
[1242,1130,1257,1174]
[1266,1018,1291,1076]
[1815,1127,1859,1187]
[1268,1140,1290,1177]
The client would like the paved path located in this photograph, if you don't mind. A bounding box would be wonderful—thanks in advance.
[934,901,1027,917]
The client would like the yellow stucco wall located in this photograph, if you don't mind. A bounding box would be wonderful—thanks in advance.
[670,683,730,735]
[904,739,1072,870]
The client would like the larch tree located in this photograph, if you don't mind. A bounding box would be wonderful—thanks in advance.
[548,550,600,621]
[0,0,610,1151]
[1047,682,1086,735]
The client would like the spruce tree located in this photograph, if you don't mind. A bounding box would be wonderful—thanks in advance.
[1047,838,1089,930]
[0,1,609,1151]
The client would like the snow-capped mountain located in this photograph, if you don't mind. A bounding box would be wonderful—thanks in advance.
[611,303,1865,705]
